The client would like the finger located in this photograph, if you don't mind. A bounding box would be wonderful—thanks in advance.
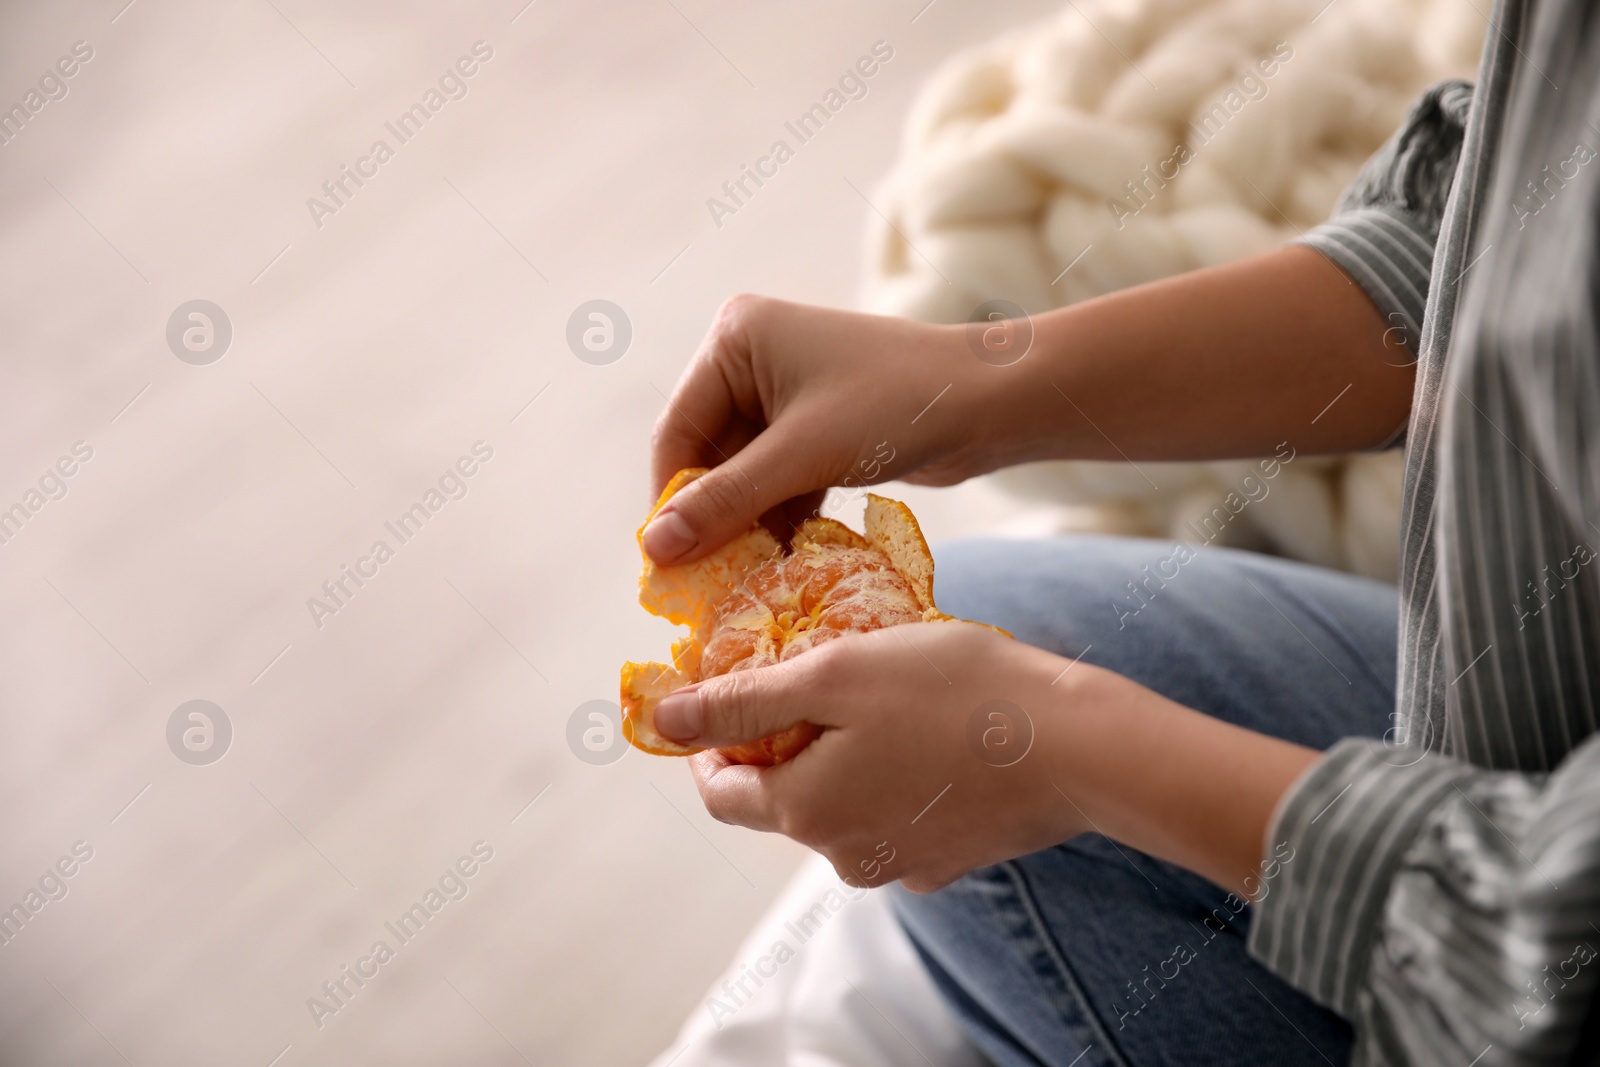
[763,489,829,545]
[651,295,774,500]
[654,656,824,749]
[689,751,782,832]
[901,856,969,894]
[650,358,741,503]
[642,425,825,565]
[826,857,863,887]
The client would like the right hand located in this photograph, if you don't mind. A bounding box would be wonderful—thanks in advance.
[644,295,1000,565]
[670,620,1090,892]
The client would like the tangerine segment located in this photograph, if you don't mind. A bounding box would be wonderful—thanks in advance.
[620,473,1009,765]
[719,722,824,767]
[699,543,924,678]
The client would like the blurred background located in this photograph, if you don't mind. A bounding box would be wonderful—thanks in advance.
[0,0,1484,1064]
[0,2,1056,1064]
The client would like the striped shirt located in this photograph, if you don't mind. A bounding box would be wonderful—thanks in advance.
[1246,2,1600,1064]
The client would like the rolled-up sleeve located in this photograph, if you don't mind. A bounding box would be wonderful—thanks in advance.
[1295,80,1474,361]
[1243,77,1600,1065]
[1249,735,1600,1065]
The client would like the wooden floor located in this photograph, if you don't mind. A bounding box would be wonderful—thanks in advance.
[0,2,1054,1063]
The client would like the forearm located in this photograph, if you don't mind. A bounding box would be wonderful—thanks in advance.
[1043,664,1321,897]
[959,245,1415,466]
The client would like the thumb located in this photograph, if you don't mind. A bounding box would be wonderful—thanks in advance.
[655,663,810,748]
[641,432,818,565]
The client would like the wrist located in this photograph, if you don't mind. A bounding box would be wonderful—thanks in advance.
[952,304,1093,470]
[1030,659,1142,829]
[1032,654,1320,895]
[915,319,1057,476]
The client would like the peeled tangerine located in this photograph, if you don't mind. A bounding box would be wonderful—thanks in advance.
[620,468,997,765]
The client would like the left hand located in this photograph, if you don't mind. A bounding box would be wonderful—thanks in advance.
[655,621,1091,892]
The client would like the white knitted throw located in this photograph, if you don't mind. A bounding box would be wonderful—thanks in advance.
[861,0,1484,580]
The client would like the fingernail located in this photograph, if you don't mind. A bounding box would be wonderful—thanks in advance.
[642,509,696,564]
[656,686,703,742]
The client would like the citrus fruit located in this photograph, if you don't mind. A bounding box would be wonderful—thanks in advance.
[619,468,1001,765]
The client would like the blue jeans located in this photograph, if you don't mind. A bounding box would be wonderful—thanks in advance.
[891,536,1398,1067]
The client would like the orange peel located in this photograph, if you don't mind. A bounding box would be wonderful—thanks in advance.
[620,468,1007,765]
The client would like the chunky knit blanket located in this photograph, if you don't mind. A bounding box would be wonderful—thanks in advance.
[861,0,1484,579]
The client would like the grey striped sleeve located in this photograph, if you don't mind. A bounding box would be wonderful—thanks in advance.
[1247,740,1475,1014]
[1248,3,1600,1062]
[1294,80,1474,361]
[1250,734,1600,1064]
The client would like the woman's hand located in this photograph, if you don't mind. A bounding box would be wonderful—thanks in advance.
[657,619,1324,897]
[657,621,1089,892]
[647,248,1417,567]
[645,296,1004,567]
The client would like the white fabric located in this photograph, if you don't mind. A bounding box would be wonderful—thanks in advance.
[861,0,1486,580]
[648,854,989,1067]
